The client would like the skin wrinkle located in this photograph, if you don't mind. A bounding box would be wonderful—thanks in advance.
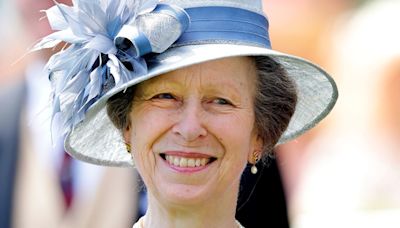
[107,56,297,162]
[134,60,252,147]
[129,103,160,185]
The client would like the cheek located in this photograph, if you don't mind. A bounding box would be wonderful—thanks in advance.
[129,106,174,165]
[129,107,180,193]
[215,135,249,189]
[129,118,159,190]
[130,105,164,145]
[209,114,255,167]
[213,112,255,146]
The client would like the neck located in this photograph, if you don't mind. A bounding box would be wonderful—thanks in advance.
[142,182,240,228]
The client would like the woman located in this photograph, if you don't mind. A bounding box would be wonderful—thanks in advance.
[34,0,338,227]
[108,56,294,227]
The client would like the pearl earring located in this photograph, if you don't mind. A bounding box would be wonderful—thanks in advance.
[251,152,260,174]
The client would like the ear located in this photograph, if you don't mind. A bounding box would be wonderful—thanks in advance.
[248,134,263,164]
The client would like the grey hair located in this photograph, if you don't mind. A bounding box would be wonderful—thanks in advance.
[106,56,297,158]
[106,86,135,131]
[253,56,297,159]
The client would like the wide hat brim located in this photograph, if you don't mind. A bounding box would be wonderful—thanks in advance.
[65,43,338,167]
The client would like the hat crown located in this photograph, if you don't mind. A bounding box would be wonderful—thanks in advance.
[162,0,264,14]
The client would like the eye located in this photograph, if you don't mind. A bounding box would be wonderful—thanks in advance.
[151,93,175,100]
[147,92,180,109]
[212,98,233,106]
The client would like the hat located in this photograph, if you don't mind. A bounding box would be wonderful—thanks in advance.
[35,0,337,167]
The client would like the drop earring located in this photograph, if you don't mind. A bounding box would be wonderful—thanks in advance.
[125,143,131,153]
[251,152,259,174]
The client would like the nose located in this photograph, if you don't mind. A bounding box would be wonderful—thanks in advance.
[172,100,207,142]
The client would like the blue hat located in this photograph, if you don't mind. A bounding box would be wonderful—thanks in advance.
[34,0,337,167]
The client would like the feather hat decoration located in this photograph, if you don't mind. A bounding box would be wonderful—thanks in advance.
[33,0,189,136]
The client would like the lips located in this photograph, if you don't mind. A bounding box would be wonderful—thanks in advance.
[160,153,216,168]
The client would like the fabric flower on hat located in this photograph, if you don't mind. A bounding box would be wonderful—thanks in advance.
[32,0,189,136]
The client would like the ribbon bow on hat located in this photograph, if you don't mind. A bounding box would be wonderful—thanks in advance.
[33,0,190,136]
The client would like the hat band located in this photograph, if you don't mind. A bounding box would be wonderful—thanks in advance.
[174,6,271,48]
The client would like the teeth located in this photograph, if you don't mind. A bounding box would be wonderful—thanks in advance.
[165,155,210,168]
[179,158,187,167]
[173,157,180,166]
[187,158,195,167]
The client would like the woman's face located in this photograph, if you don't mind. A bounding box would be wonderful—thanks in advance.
[125,57,262,206]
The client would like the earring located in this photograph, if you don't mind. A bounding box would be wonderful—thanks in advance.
[125,143,131,153]
[251,152,259,174]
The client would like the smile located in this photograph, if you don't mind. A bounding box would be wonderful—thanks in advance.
[160,153,217,168]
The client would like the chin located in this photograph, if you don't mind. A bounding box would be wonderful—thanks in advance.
[156,183,217,207]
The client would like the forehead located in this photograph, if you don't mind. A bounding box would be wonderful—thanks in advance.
[140,57,257,89]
